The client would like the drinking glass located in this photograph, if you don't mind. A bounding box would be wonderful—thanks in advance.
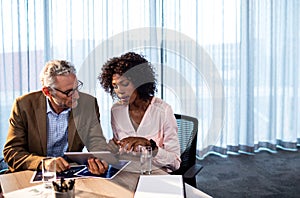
[140,146,152,175]
[42,157,56,189]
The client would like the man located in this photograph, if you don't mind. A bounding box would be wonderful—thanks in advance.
[3,60,108,175]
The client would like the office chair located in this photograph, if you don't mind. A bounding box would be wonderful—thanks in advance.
[0,157,8,174]
[171,114,203,187]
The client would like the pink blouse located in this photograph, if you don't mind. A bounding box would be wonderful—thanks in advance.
[111,97,181,171]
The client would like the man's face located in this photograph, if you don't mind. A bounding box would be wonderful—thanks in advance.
[46,74,80,113]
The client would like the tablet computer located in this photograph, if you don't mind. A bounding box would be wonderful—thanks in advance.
[64,151,119,165]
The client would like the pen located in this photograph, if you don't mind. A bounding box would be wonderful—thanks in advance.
[62,178,69,192]
[52,181,61,192]
[68,179,75,190]
[53,178,75,192]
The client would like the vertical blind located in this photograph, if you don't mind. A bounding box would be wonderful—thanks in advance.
[0,0,299,158]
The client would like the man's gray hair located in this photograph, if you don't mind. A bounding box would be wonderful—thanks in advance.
[40,60,76,87]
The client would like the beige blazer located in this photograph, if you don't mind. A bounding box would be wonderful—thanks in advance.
[3,91,108,172]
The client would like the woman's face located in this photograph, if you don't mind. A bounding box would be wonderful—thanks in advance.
[112,74,137,105]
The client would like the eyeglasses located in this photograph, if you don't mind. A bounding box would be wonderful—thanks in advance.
[52,80,83,97]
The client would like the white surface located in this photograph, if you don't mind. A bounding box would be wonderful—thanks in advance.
[184,183,213,198]
[134,175,185,198]
[4,184,47,198]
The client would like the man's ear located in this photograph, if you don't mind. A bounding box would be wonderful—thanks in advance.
[42,86,51,97]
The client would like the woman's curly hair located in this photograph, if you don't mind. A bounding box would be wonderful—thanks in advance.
[98,52,157,101]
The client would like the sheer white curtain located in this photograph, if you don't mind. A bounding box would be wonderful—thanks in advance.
[0,0,46,151]
[161,0,300,157]
[0,0,299,158]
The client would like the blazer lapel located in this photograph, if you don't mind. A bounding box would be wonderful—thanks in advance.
[34,93,48,155]
[68,110,76,150]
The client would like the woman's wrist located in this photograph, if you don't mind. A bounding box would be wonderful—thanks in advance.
[149,139,157,150]
[149,139,158,157]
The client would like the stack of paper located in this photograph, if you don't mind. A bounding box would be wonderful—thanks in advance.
[134,175,185,198]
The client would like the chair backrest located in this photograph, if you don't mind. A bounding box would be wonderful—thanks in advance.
[173,114,198,175]
[0,157,8,174]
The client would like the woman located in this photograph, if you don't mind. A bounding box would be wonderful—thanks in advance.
[98,52,181,172]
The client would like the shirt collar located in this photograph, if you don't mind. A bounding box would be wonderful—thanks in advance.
[46,98,71,115]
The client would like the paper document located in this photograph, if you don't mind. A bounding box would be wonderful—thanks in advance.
[30,160,130,182]
[74,160,131,179]
[4,184,45,198]
[134,175,185,198]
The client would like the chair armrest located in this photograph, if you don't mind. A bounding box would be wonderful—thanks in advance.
[183,164,203,179]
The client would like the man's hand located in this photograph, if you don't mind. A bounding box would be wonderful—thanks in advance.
[87,157,109,175]
[38,157,70,172]
[55,157,70,172]
[107,138,121,154]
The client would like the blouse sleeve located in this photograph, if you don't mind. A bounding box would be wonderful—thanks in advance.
[152,105,181,172]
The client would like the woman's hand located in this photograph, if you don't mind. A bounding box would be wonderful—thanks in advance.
[119,136,151,152]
